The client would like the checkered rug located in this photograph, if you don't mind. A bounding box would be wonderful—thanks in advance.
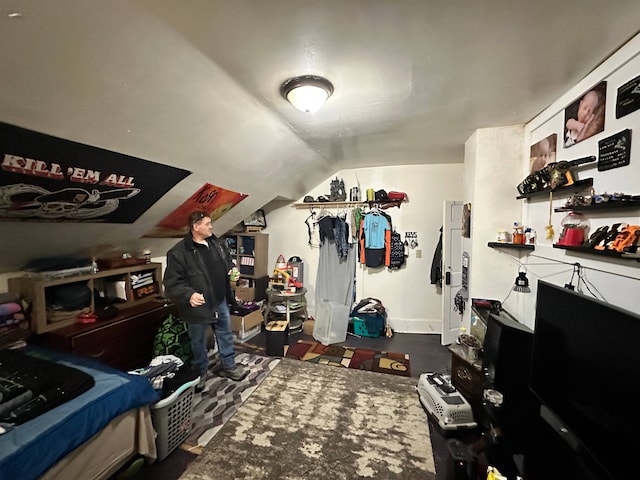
[185,351,280,447]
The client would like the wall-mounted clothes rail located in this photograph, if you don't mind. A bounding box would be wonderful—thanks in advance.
[292,200,404,209]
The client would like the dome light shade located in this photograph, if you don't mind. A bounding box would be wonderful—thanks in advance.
[280,75,333,113]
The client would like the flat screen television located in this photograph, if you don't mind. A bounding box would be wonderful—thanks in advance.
[531,280,640,480]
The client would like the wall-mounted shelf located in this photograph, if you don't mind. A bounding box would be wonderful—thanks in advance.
[552,244,640,262]
[488,242,535,250]
[516,179,593,200]
[554,199,640,213]
[292,199,404,209]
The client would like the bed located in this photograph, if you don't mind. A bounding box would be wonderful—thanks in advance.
[0,346,160,480]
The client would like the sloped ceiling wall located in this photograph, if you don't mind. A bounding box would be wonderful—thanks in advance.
[0,3,335,272]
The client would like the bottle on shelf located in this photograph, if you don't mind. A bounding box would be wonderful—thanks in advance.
[512,223,525,244]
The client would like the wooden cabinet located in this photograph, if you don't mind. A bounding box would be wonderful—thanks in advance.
[8,263,163,333]
[41,301,177,371]
[449,344,484,416]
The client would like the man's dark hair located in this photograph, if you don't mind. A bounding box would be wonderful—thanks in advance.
[188,211,209,229]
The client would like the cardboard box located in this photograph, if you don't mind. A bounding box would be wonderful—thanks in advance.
[233,286,255,302]
[302,318,314,335]
[230,309,263,338]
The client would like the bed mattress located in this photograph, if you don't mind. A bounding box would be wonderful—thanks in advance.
[0,346,159,480]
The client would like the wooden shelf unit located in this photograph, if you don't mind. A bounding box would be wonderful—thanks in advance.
[224,232,269,279]
[8,262,163,333]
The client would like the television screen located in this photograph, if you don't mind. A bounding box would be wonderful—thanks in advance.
[531,280,640,480]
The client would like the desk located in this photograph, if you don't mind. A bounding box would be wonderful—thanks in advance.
[264,287,309,333]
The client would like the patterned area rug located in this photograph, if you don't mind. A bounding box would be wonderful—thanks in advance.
[179,358,435,480]
[186,352,280,447]
[285,339,411,377]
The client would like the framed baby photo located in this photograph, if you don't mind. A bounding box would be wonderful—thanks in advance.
[563,81,607,148]
[529,133,557,173]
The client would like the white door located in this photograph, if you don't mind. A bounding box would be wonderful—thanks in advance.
[441,201,463,345]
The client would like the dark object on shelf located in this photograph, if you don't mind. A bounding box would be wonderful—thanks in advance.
[487,242,535,250]
[583,225,609,248]
[555,198,640,212]
[243,209,266,228]
[517,156,595,196]
[329,177,346,201]
[516,178,593,199]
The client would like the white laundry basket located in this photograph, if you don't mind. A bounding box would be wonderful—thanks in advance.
[150,377,199,461]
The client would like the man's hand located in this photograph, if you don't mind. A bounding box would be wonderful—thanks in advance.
[190,292,206,307]
[228,267,240,282]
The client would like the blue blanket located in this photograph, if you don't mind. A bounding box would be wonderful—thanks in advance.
[0,346,159,480]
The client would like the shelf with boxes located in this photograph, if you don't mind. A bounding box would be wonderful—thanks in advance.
[8,262,163,334]
[225,232,269,302]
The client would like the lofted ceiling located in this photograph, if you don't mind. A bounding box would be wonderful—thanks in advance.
[0,0,639,271]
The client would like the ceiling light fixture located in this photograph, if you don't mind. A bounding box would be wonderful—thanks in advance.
[280,75,333,113]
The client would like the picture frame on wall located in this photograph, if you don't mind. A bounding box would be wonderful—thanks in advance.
[563,81,607,148]
[243,209,266,228]
[530,133,557,173]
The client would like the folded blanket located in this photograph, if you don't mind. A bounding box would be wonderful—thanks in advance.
[0,303,21,317]
[0,349,95,426]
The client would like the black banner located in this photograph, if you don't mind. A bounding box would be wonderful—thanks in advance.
[616,74,640,119]
[598,129,632,172]
[0,122,190,223]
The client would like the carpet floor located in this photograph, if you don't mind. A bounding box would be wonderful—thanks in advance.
[285,339,411,377]
[185,352,280,447]
[179,357,435,480]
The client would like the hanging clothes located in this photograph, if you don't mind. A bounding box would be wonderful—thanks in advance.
[430,226,443,287]
[388,230,406,269]
[315,240,357,308]
[334,214,349,259]
[359,209,392,268]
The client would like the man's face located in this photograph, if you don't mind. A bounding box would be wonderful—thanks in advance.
[193,217,213,238]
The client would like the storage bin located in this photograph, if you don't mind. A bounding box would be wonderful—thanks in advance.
[150,376,199,462]
[313,299,350,345]
[352,314,384,338]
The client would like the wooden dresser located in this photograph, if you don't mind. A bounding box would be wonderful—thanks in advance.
[39,301,178,371]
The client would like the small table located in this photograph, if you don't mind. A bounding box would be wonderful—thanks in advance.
[264,287,309,333]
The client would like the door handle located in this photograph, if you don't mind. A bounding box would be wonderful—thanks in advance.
[445,272,451,285]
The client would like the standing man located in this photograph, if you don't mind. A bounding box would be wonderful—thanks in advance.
[164,211,247,389]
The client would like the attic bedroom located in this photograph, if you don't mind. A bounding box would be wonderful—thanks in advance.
[1,2,639,480]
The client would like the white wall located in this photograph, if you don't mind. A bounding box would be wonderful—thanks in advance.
[472,33,640,328]
[514,33,640,326]
[264,163,464,334]
[462,125,526,328]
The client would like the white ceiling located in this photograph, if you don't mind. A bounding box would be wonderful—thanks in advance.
[0,0,639,269]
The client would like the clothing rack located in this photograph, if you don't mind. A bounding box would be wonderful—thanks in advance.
[292,200,404,209]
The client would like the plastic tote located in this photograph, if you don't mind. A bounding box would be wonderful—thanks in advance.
[150,376,200,462]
